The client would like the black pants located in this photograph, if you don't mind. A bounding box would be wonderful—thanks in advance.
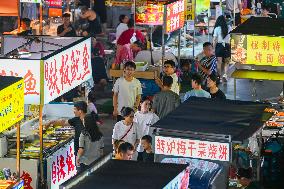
[77,163,88,173]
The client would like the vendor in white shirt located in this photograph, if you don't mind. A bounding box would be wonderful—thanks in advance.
[116,15,129,41]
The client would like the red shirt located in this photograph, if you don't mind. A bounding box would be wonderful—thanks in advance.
[117,28,145,46]
[114,44,134,65]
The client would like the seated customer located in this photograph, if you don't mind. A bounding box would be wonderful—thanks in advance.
[18,18,32,36]
[183,73,211,102]
[207,74,226,100]
[57,13,76,37]
[152,76,180,119]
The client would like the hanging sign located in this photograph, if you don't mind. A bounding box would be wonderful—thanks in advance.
[185,0,194,20]
[43,37,92,103]
[0,77,24,133]
[20,0,41,3]
[135,2,164,25]
[46,0,62,7]
[155,135,230,162]
[166,0,185,33]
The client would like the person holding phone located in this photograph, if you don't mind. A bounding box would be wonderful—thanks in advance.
[57,13,76,37]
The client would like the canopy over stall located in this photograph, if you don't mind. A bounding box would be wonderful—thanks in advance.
[153,97,269,142]
[60,156,189,189]
[0,1,18,16]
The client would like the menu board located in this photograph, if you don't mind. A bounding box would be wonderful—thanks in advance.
[135,1,165,25]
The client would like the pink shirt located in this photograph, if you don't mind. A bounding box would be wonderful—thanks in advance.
[114,44,134,65]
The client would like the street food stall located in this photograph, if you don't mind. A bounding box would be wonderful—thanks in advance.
[0,76,24,189]
[230,17,284,101]
[152,97,271,188]
[0,36,92,188]
[60,154,190,189]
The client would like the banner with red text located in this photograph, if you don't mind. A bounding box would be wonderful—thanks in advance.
[44,38,92,103]
[0,59,41,104]
[166,0,185,33]
[155,136,230,162]
[47,140,76,189]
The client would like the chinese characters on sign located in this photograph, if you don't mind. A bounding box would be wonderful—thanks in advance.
[155,136,230,162]
[135,1,164,25]
[247,35,284,66]
[185,0,194,20]
[47,141,76,189]
[0,78,24,133]
[46,0,62,7]
[0,60,41,104]
[44,38,92,103]
[166,0,185,33]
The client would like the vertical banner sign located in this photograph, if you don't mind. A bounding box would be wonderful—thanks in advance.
[185,0,194,20]
[0,60,41,104]
[247,35,284,66]
[0,78,24,133]
[44,38,92,103]
[166,0,185,33]
[47,140,76,189]
[155,136,230,162]
[135,1,164,25]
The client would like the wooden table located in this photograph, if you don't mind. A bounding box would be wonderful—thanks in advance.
[109,67,160,80]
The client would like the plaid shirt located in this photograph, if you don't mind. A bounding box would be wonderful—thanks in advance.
[198,55,217,81]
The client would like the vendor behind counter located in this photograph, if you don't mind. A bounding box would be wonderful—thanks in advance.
[17,18,32,36]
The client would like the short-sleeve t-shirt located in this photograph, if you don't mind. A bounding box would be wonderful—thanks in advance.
[68,117,84,155]
[152,90,180,119]
[183,89,211,102]
[112,121,141,146]
[209,89,226,100]
[57,24,77,37]
[213,26,232,44]
[198,55,217,81]
[113,77,142,114]
[134,111,159,152]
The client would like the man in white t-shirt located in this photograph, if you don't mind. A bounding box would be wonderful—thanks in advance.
[226,0,242,26]
[113,61,142,122]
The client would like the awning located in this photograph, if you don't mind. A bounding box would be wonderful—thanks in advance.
[152,97,270,141]
[231,69,284,81]
[0,1,18,16]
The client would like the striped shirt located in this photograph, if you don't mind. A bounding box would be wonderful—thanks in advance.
[198,55,217,81]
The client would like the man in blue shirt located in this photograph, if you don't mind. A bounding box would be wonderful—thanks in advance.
[183,73,211,102]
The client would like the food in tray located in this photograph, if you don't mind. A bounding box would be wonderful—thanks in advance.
[276,112,284,116]
[265,121,283,128]
[264,108,278,114]
[276,118,284,122]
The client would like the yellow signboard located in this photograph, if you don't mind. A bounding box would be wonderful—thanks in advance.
[185,0,194,20]
[247,35,284,66]
[0,78,24,133]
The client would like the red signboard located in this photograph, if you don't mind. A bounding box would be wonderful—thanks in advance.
[135,3,164,25]
[166,0,185,33]
[155,136,230,162]
[46,0,62,7]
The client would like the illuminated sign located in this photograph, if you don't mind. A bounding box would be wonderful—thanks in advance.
[46,0,62,7]
[247,35,284,66]
[0,78,24,133]
[0,60,41,104]
[135,3,164,25]
[231,35,284,66]
[166,0,185,33]
[44,38,92,103]
[155,136,230,162]
[47,141,77,189]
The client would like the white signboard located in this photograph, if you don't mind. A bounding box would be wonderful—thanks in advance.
[0,59,41,104]
[44,38,92,103]
[155,136,230,162]
[20,0,41,3]
[0,158,39,189]
[47,140,77,189]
